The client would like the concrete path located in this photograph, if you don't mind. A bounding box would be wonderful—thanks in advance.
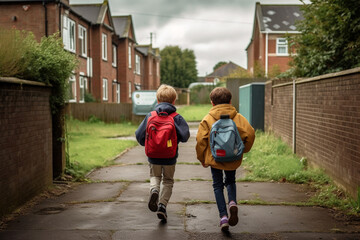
[1,123,360,239]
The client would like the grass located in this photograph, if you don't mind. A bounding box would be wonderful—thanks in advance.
[242,130,360,215]
[177,104,212,121]
[65,118,138,180]
[241,130,329,184]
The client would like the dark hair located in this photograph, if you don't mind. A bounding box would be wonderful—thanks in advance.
[210,87,232,105]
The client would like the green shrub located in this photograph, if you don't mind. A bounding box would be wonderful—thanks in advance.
[0,28,78,114]
[85,92,96,102]
[0,29,35,77]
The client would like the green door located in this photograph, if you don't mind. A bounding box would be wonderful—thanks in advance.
[239,84,252,123]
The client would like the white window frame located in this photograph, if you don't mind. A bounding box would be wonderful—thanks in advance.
[68,75,76,102]
[128,43,132,69]
[116,83,120,103]
[62,15,76,53]
[128,81,132,98]
[103,78,108,101]
[112,44,117,67]
[135,54,140,75]
[78,25,87,57]
[149,60,152,75]
[79,74,87,103]
[276,38,288,56]
[102,33,107,61]
[156,62,160,76]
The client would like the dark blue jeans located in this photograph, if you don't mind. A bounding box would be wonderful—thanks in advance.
[211,167,237,218]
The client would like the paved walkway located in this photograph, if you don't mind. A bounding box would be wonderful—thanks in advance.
[1,123,360,239]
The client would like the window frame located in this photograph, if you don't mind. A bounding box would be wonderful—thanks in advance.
[116,83,120,103]
[68,75,76,102]
[62,15,76,53]
[112,44,117,67]
[103,78,108,101]
[79,74,87,103]
[128,81,132,98]
[128,44,132,69]
[135,54,140,75]
[78,25,87,57]
[276,38,288,56]
[102,33,108,61]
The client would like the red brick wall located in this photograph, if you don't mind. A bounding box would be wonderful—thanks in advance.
[265,68,360,197]
[0,78,52,217]
[271,82,293,146]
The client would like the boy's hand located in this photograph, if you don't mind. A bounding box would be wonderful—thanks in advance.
[201,162,209,168]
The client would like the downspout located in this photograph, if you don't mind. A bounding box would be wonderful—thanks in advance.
[292,78,296,153]
[43,1,48,37]
[58,1,62,33]
[265,31,268,77]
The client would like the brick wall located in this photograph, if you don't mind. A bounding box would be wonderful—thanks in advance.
[265,68,360,197]
[0,78,52,217]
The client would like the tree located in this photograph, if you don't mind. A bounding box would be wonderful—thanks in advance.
[290,0,360,77]
[213,61,227,71]
[160,46,198,88]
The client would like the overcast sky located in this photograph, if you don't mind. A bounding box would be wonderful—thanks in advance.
[70,0,307,76]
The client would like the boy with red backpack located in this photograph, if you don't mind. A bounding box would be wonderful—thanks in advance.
[135,84,190,222]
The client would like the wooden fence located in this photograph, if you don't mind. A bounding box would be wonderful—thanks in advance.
[66,102,133,123]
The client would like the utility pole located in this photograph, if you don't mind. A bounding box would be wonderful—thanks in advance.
[150,32,156,45]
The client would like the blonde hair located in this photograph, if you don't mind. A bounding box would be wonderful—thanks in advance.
[156,84,177,103]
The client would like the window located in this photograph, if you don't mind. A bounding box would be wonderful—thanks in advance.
[102,33,107,61]
[78,25,87,57]
[116,83,120,103]
[62,15,76,53]
[79,75,87,103]
[156,62,160,76]
[112,44,117,67]
[135,54,140,75]
[149,60,152,75]
[68,75,76,102]
[128,44,132,69]
[128,81,132,98]
[276,38,288,55]
[103,78,108,101]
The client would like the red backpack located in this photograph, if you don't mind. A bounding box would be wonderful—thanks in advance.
[145,111,178,158]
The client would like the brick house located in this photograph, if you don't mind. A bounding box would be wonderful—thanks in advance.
[71,2,118,103]
[0,0,160,104]
[112,15,137,103]
[205,61,246,83]
[246,3,304,77]
[135,44,161,90]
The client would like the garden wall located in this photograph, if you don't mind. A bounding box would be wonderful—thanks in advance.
[265,68,360,198]
[0,78,53,217]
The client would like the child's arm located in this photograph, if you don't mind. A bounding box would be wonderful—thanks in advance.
[174,115,190,143]
[135,115,150,146]
[195,121,209,165]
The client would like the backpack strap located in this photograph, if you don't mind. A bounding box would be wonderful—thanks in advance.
[150,111,158,117]
[169,112,178,118]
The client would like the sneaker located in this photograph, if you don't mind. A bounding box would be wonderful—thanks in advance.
[148,189,159,212]
[157,203,167,222]
[228,204,238,226]
[220,217,229,231]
